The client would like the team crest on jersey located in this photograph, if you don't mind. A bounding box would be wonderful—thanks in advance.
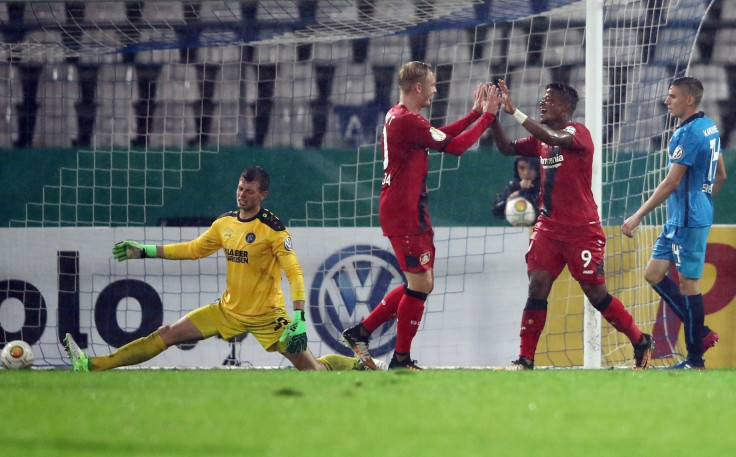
[563,126,577,135]
[429,127,446,142]
[671,145,684,160]
[284,236,293,251]
[419,251,431,265]
[245,232,255,243]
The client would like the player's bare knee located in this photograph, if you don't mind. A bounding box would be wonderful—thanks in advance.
[156,324,174,345]
[582,285,609,308]
[528,275,552,298]
[643,270,664,286]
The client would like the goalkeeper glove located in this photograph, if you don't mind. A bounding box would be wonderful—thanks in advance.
[112,241,157,262]
[279,310,308,354]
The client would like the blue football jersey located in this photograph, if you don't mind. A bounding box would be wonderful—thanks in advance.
[666,112,721,227]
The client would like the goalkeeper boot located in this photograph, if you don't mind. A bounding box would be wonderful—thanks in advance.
[633,333,653,370]
[63,333,90,372]
[341,324,376,370]
[703,326,719,353]
[357,358,388,371]
[388,353,422,370]
[503,356,534,371]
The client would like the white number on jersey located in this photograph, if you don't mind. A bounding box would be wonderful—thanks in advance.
[672,243,682,267]
[382,115,395,186]
[708,137,721,182]
[581,249,592,268]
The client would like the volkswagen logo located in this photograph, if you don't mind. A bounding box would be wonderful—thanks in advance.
[309,244,405,357]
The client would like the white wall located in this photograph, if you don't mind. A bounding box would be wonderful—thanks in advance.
[0,226,530,368]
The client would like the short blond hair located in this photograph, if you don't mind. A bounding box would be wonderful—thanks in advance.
[398,61,434,93]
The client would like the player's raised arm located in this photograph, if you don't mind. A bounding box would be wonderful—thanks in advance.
[482,83,502,115]
[488,81,517,156]
[498,79,516,115]
[498,79,573,148]
[472,82,486,113]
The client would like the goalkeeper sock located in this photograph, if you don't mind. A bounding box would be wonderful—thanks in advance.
[91,331,167,371]
[394,288,427,354]
[598,294,644,345]
[362,284,404,333]
[318,354,360,371]
[519,302,547,360]
[652,276,686,321]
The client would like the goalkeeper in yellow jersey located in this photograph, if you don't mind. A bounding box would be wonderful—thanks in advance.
[63,166,378,371]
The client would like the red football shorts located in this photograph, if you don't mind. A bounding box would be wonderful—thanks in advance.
[387,231,435,273]
[526,226,606,286]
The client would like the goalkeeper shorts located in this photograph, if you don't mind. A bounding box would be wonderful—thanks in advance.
[186,301,291,352]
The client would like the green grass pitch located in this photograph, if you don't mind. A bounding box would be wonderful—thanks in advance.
[2,368,735,457]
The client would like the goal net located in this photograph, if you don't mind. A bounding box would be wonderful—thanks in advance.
[0,0,711,368]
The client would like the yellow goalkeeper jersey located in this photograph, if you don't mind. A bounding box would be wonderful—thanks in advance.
[162,208,305,317]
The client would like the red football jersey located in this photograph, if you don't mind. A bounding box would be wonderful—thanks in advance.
[378,103,491,236]
[514,121,600,233]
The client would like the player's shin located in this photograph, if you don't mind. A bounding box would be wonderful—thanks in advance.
[318,354,361,371]
[683,294,705,361]
[362,284,405,332]
[91,331,167,370]
[394,289,427,353]
[519,298,548,360]
[652,276,687,321]
[596,294,643,345]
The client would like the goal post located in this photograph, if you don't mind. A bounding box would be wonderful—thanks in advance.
[584,0,604,369]
[0,0,714,368]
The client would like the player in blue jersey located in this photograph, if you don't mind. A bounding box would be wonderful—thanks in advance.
[622,77,727,369]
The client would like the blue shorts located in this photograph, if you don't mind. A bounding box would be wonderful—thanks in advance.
[651,224,710,279]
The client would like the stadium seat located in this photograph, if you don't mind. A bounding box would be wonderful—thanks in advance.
[689,64,728,101]
[425,29,472,65]
[711,28,736,64]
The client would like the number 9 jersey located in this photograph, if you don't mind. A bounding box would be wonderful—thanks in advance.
[514,121,600,236]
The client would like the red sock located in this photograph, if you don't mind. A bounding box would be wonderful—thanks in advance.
[599,295,643,345]
[362,285,404,333]
[394,290,427,354]
[520,309,547,360]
